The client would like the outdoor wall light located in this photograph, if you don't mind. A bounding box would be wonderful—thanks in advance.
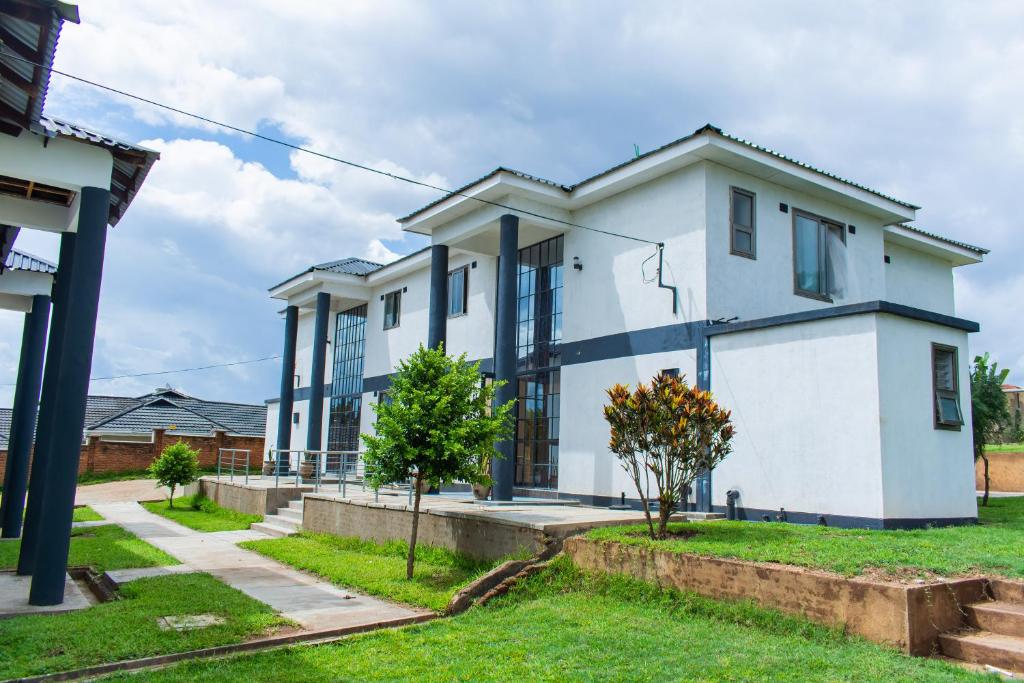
[572,256,583,271]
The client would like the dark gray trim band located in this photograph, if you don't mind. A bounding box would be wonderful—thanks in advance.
[561,321,704,366]
[712,504,977,530]
[705,300,979,337]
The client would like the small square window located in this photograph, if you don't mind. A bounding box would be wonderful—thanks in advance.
[932,344,963,430]
[447,266,468,317]
[383,290,401,330]
[730,187,756,259]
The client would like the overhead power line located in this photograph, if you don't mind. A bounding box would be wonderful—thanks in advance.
[0,47,659,247]
[0,354,281,387]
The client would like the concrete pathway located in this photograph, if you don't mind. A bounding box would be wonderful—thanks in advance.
[76,479,169,505]
[90,502,427,630]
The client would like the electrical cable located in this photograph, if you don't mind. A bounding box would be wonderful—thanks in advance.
[0,46,661,247]
[0,354,281,386]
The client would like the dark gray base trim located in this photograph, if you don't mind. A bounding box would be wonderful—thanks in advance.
[705,300,979,337]
[712,504,978,530]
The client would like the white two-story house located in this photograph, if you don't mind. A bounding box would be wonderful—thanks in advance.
[265,124,986,529]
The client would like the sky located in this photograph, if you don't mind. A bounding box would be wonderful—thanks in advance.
[1,0,1022,406]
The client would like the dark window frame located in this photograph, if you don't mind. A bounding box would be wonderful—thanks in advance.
[932,343,963,431]
[792,208,846,302]
[447,265,469,318]
[729,186,756,259]
[383,289,401,330]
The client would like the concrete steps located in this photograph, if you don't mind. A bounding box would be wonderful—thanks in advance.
[251,498,304,537]
[939,586,1024,674]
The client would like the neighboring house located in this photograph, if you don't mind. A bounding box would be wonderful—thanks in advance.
[0,387,266,478]
[266,124,986,529]
[1004,384,1023,441]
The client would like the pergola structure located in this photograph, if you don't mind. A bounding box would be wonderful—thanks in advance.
[0,0,158,605]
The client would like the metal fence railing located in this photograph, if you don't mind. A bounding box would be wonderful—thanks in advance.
[216,448,251,484]
[255,448,419,504]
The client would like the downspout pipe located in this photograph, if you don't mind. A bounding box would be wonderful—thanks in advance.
[656,243,677,315]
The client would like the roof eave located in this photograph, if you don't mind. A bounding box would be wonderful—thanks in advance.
[883,224,986,266]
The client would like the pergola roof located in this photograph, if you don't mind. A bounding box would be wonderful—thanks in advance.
[3,246,55,273]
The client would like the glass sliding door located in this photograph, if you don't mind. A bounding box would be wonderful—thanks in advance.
[514,235,563,489]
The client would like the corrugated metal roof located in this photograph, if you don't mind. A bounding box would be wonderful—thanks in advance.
[4,248,57,273]
[0,1,70,131]
[893,223,988,255]
[398,124,921,224]
[313,257,383,276]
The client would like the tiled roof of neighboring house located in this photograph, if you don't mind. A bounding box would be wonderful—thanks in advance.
[0,407,11,449]
[85,388,266,437]
[4,248,57,274]
[39,117,160,227]
[894,224,988,255]
[0,389,265,447]
[1004,384,1023,393]
[398,124,921,224]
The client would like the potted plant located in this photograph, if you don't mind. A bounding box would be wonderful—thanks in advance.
[472,453,493,500]
[298,454,316,480]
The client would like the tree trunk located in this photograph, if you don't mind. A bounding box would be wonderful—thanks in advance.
[168,484,176,509]
[982,454,990,507]
[406,472,423,580]
[657,494,672,539]
[638,492,656,540]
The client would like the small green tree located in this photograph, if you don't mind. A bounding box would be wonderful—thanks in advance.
[362,345,514,579]
[971,353,1011,506]
[148,440,200,508]
[603,373,735,539]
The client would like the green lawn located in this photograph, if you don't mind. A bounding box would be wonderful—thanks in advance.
[240,533,495,611]
[142,495,262,532]
[77,469,154,486]
[72,505,103,522]
[96,557,984,683]
[0,524,178,572]
[986,442,1024,453]
[0,572,290,680]
[587,496,1024,578]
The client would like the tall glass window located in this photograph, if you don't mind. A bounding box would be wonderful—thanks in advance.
[328,304,367,458]
[514,235,563,489]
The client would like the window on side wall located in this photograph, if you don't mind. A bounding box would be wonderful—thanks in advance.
[793,210,846,301]
[730,187,756,259]
[383,290,401,330]
[932,344,963,430]
[447,266,468,317]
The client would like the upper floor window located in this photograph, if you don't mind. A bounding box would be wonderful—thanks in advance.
[730,187,756,259]
[932,344,963,430]
[793,209,846,301]
[383,290,401,330]
[447,266,468,317]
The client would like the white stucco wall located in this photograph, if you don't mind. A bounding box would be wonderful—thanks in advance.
[364,265,429,379]
[875,314,977,520]
[709,315,885,520]
[882,242,956,316]
[704,162,888,322]
[559,350,699,501]
[442,253,496,363]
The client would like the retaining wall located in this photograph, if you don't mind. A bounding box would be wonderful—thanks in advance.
[198,478,311,516]
[301,495,548,561]
[976,451,1024,492]
[564,537,991,655]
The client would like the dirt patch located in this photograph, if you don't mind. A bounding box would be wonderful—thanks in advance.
[624,528,699,541]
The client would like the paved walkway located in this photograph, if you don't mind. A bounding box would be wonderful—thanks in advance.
[76,479,169,505]
[91,502,427,630]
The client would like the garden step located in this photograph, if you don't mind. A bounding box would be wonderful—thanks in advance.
[287,499,305,511]
[990,579,1024,604]
[251,516,299,538]
[967,602,1024,638]
[276,507,303,522]
[938,630,1024,674]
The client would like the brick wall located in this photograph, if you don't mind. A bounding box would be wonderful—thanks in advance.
[0,431,266,480]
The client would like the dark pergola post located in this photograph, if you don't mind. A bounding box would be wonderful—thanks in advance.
[29,186,110,605]
[427,244,448,350]
[275,305,298,474]
[18,232,76,576]
[492,215,518,501]
[0,294,51,538]
[306,292,330,452]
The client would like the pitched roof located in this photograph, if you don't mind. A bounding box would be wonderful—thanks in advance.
[894,224,988,256]
[312,257,383,276]
[398,123,920,224]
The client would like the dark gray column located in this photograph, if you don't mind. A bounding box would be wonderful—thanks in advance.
[0,294,51,538]
[306,292,330,452]
[29,186,110,605]
[427,244,449,350]
[275,305,298,473]
[18,232,76,575]
[694,323,712,512]
[492,215,519,501]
